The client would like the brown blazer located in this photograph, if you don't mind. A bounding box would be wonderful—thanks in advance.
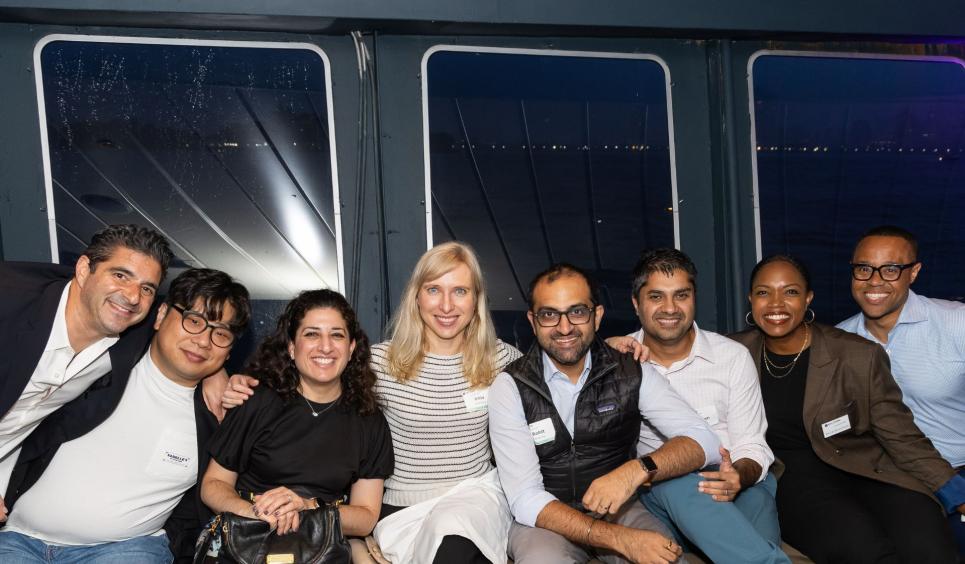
[730,323,955,504]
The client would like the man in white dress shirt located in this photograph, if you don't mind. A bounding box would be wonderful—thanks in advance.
[0,224,173,520]
[628,248,788,564]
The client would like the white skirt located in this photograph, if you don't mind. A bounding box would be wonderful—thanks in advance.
[373,469,512,563]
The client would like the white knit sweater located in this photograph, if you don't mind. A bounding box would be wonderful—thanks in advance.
[371,340,522,506]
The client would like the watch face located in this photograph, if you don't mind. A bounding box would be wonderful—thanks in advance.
[641,456,658,473]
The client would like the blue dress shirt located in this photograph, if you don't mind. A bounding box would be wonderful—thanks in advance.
[838,290,965,513]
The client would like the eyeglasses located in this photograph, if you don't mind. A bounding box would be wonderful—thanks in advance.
[170,304,235,348]
[533,305,595,327]
[850,262,919,282]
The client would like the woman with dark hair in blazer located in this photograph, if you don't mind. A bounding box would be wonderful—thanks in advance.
[730,255,964,564]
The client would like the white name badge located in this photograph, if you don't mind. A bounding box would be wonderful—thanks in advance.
[463,389,489,412]
[529,418,556,446]
[821,414,852,438]
[146,428,197,481]
[695,404,719,426]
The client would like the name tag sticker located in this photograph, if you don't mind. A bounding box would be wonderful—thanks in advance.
[821,414,851,438]
[529,418,556,446]
[146,429,196,480]
[695,404,719,426]
[463,389,489,412]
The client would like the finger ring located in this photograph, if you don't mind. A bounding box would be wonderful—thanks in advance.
[724,489,730,496]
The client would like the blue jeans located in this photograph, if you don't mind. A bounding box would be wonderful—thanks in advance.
[641,471,789,564]
[0,531,172,564]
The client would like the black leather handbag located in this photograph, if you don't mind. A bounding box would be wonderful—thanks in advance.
[193,505,350,564]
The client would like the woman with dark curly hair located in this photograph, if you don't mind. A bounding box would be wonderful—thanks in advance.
[200,289,394,538]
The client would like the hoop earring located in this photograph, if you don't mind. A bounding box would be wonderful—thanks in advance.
[745,312,756,326]
[804,308,816,324]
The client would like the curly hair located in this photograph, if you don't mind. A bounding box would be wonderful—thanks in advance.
[244,289,377,415]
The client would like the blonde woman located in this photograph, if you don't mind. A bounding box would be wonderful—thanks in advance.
[222,242,521,563]
[370,241,521,564]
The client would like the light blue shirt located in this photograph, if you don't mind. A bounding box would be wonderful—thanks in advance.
[838,290,965,513]
[837,290,965,467]
[489,350,721,527]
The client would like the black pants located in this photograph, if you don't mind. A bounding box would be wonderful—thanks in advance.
[777,452,956,564]
[379,503,492,564]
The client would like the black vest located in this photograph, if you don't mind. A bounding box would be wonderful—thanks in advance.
[505,338,642,507]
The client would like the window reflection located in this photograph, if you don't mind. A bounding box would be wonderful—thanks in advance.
[752,54,965,322]
[38,38,341,301]
[426,49,676,344]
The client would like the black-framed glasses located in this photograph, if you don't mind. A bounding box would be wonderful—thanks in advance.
[170,304,235,348]
[850,262,919,282]
[533,305,595,327]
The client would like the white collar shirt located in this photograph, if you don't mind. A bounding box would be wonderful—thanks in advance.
[0,283,118,489]
[632,323,773,481]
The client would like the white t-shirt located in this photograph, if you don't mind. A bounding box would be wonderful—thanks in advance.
[0,284,117,494]
[5,347,198,545]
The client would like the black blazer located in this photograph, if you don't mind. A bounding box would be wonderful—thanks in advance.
[0,261,154,417]
[0,261,215,561]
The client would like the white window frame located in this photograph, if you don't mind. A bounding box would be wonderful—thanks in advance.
[420,44,681,250]
[746,49,965,260]
[33,34,345,291]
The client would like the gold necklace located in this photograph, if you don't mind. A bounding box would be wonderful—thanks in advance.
[763,325,810,379]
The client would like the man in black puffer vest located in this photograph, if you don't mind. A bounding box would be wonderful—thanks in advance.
[490,264,720,563]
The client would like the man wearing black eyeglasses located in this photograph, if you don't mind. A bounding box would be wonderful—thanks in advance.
[0,269,251,563]
[837,225,965,555]
[489,263,719,563]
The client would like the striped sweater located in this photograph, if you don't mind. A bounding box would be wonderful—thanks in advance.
[371,340,522,506]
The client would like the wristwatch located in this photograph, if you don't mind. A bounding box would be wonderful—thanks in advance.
[637,455,658,480]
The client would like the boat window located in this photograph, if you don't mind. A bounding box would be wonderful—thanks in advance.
[36,37,342,302]
[751,53,965,322]
[424,48,677,341]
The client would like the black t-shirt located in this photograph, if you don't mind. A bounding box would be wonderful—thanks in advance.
[208,386,394,503]
[760,349,856,485]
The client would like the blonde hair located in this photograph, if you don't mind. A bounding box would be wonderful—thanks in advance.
[386,241,497,388]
